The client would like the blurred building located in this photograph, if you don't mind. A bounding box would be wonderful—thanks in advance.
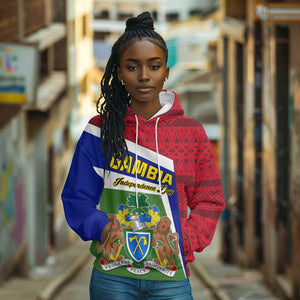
[164,16,221,166]
[0,0,95,283]
[217,0,300,298]
[67,0,97,141]
[94,0,219,24]
[93,0,219,67]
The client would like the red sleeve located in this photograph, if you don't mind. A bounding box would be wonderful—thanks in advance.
[183,127,226,263]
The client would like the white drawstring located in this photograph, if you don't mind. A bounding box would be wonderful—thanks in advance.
[155,117,162,198]
[134,115,162,209]
[134,115,139,208]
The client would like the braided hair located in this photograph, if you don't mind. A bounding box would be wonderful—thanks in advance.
[96,11,168,170]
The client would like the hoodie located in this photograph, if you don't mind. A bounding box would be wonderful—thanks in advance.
[62,90,225,281]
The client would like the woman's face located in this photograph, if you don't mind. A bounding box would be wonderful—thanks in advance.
[118,39,169,106]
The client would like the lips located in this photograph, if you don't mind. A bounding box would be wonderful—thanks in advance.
[136,86,154,93]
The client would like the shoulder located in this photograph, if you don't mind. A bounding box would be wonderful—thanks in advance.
[181,116,203,127]
[79,115,101,141]
[88,115,101,128]
[170,116,206,134]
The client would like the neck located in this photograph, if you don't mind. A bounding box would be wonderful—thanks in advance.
[130,100,161,120]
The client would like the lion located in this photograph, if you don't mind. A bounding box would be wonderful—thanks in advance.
[152,216,179,270]
[97,215,125,264]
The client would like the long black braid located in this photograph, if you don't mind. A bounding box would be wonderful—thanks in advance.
[96,12,168,170]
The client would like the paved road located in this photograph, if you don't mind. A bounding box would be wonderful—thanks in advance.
[55,257,93,299]
[190,266,217,299]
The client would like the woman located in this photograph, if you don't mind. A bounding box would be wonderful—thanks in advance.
[62,11,225,299]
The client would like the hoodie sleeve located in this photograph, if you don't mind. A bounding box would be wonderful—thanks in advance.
[61,138,111,242]
[183,127,225,262]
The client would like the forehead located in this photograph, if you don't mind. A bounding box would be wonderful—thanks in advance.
[120,40,166,62]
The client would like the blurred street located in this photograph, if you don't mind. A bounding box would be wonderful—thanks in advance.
[1,0,300,299]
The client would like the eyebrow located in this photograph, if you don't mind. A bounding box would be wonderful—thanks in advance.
[125,57,162,62]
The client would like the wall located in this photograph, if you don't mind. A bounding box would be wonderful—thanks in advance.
[218,0,300,297]
[260,17,300,299]
[24,0,46,36]
[0,0,18,42]
[0,0,71,281]
[26,123,49,267]
[261,21,278,287]
[0,112,26,281]
[0,0,47,41]
[290,23,300,300]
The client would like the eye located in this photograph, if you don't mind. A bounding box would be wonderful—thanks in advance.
[150,65,161,71]
[127,65,137,71]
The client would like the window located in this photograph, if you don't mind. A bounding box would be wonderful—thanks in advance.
[166,13,178,22]
[152,11,158,21]
[40,49,49,80]
[95,10,109,20]
[82,15,88,37]
[118,13,133,20]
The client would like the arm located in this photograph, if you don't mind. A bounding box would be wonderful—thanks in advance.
[61,139,111,242]
[183,128,225,262]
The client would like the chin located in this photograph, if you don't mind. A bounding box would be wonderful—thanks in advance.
[134,94,159,103]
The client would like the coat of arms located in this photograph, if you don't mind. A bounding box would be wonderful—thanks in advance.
[96,193,180,277]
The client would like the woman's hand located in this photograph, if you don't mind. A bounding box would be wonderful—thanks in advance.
[100,221,113,243]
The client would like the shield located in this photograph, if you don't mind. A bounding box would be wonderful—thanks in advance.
[125,229,152,263]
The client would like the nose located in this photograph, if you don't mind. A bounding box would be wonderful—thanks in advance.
[139,66,149,82]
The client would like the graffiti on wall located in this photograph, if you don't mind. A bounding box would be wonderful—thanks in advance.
[1,161,15,228]
[0,161,25,244]
[0,115,26,271]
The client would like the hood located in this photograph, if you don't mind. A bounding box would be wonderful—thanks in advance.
[125,90,184,123]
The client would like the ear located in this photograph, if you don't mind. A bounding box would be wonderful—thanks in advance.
[165,66,170,80]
